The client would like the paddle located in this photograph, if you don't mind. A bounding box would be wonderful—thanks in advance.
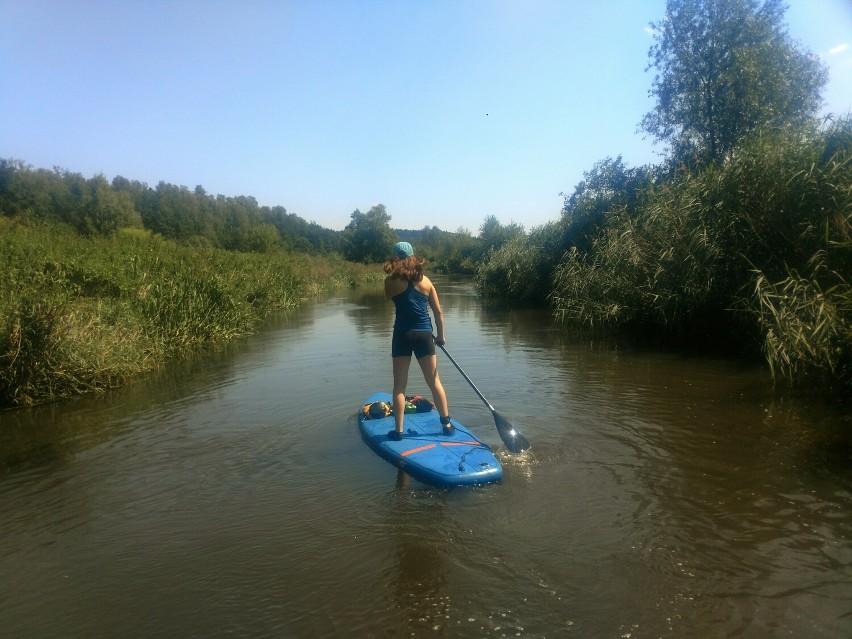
[435,339,530,453]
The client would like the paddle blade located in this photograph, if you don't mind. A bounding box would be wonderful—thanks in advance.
[493,410,530,453]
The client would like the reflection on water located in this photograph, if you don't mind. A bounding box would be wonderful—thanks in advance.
[1,277,850,638]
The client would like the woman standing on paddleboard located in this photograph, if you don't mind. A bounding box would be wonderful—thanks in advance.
[383,241,453,440]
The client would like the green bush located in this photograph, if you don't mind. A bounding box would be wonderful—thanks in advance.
[474,223,562,306]
[550,118,851,389]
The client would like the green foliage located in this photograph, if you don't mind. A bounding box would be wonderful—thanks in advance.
[76,174,142,235]
[752,263,851,389]
[243,223,280,253]
[267,206,341,253]
[341,204,397,263]
[0,219,374,407]
[404,225,485,275]
[0,160,57,219]
[0,159,495,272]
[474,223,562,306]
[1,161,342,254]
[528,1,847,392]
[560,156,656,255]
[478,214,524,253]
[440,228,480,275]
[461,215,529,286]
[551,180,736,336]
[550,118,852,390]
[397,225,465,271]
[643,0,828,165]
[474,161,658,308]
[0,220,150,405]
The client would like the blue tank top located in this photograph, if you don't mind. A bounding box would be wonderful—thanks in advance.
[392,280,432,332]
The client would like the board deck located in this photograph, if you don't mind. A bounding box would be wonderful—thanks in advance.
[358,392,503,487]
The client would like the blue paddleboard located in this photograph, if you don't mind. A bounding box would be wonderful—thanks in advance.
[358,392,503,487]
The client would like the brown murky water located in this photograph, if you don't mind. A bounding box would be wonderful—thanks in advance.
[1,277,850,638]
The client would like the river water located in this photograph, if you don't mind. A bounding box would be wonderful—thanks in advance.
[1,277,850,638]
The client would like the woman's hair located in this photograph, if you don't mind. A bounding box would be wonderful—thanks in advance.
[383,255,427,282]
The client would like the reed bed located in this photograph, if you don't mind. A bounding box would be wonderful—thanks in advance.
[0,221,377,407]
[548,119,851,391]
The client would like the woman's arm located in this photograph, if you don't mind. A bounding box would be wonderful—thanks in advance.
[427,281,445,345]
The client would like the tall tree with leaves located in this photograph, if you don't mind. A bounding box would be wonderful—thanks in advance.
[642,0,828,165]
[560,156,655,254]
[342,204,397,263]
[478,214,524,253]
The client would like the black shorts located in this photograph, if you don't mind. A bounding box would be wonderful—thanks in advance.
[392,331,435,359]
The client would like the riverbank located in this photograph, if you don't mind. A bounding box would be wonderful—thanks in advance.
[0,219,381,407]
[475,119,851,396]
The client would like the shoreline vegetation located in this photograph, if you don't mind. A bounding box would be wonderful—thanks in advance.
[0,219,381,407]
[0,117,852,408]
[1,118,849,407]
[2,1,849,406]
[2,119,850,408]
[476,119,851,397]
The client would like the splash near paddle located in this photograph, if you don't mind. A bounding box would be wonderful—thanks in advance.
[358,392,503,487]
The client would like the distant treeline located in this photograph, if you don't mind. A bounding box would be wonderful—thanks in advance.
[0,161,341,253]
[0,160,521,273]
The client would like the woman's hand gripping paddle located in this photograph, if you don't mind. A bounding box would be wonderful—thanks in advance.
[435,339,530,453]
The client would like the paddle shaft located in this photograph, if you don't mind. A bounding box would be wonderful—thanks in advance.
[435,339,530,452]
[436,342,495,413]
[433,336,530,452]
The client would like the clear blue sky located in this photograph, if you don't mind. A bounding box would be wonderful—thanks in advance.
[2,0,850,233]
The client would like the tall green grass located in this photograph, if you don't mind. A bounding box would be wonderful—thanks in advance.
[752,259,850,387]
[548,119,851,390]
[0,220,377,407]
[473,223,563,307]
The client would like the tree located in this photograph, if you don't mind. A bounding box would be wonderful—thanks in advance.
[478,215,524,253]
[560,156,654,254]
[642,0,828,165]
[341,204,397,263]
[243,223,280,253]
[74,174,141,235]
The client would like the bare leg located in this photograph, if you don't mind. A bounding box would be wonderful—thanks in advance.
[392,355,411,432]
[416,354,449,419]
